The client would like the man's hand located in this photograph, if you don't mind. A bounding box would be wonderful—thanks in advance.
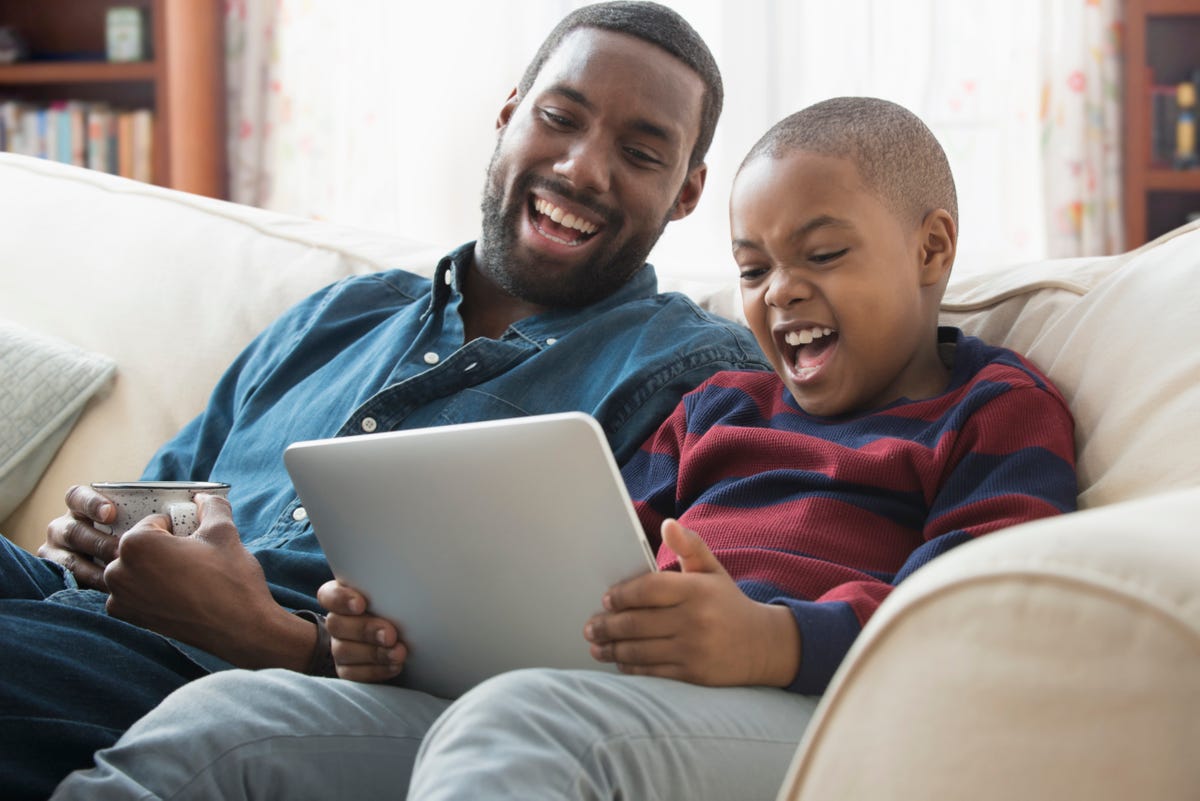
[103,493,317,671]
[318,579,408,683]
[584,519,802,687]
[40,484,121,590]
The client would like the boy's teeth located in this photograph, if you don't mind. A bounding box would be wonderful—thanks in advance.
[534,199,598,235]
[784,327,834,346]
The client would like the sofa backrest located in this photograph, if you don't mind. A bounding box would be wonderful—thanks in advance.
[1,152,1197,551]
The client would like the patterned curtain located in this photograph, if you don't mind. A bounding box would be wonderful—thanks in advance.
[1040,0,1125,257]
[223,0,1126,280]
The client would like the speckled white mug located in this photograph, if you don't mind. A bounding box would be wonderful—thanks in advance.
[91,481,231,539]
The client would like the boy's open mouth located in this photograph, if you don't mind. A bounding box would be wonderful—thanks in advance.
[530,197,602,247]
[781,325,838,376]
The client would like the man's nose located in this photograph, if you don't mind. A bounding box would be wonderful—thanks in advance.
[553,135,612,195]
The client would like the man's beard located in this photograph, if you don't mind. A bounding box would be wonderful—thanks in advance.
[477,148,671,309]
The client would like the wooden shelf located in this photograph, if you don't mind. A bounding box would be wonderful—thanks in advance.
[0,0,225,198]
[1145,168,1200,190]
[0,60,158,84]
[1122,0,1200,246]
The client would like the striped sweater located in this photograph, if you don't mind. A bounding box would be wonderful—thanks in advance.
[621,328,1077,694]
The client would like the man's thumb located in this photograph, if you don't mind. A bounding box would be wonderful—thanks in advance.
[661,518,724,574]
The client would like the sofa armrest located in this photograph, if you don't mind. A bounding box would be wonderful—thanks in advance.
[778,487,1200,801]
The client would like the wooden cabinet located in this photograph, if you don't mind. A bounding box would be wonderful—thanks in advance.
[1122,0,1200,246]
[0,0,225,198]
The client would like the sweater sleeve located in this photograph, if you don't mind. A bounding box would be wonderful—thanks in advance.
[775,381,1077,695]
[619,387,696,554]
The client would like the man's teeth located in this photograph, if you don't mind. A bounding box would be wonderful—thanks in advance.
[534,199,598,235]
[784,327,835,346]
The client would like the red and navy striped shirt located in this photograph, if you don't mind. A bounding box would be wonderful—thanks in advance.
[621,328,1077,694]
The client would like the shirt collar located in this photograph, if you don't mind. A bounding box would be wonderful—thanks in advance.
[427,241,661,346]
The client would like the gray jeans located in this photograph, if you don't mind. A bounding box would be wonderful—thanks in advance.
[52,667,818,800]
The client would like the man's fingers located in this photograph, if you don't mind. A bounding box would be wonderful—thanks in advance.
[317,580,368,615]
[64,484,116,524]
[191,494,237,541]
[37,544,108,590]
[325,611,398,647]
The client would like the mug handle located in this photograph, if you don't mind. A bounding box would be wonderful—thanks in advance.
[166,501,201,538]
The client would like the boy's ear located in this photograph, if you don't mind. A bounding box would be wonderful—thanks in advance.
[918,209,956,287]
[667,163,708,222]
[496,88,520,131]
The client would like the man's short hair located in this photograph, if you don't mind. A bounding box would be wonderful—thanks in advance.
[742,97,959,229]
[517,1,722,171]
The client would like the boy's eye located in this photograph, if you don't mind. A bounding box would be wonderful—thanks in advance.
[810,248,848,265]
[738,266,768,281]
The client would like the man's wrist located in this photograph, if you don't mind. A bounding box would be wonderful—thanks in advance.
[294,609,337,677]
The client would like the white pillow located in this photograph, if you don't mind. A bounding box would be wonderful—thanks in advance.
[0,320,116,520]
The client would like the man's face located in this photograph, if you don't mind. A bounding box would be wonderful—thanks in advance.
[477,28,706,308]
[731,151,946,417]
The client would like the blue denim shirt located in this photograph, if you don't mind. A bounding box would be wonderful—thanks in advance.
[143,243,768,613]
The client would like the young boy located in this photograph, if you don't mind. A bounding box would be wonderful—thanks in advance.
[393,96,1078,797]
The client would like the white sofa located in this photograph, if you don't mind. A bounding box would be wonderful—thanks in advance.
[1,152,1197,799]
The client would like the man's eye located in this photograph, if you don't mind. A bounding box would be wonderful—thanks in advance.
[539,109,573,129]
[624,147,662,166]
[811,248,848,265]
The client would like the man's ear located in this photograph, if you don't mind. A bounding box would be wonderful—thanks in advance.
[496,88,520,131]
[918,208,956,287]
[667,163,708,222]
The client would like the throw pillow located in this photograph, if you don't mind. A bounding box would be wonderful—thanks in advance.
[0,320,116,520]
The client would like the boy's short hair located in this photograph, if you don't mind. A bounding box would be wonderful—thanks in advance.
[517,1,722,171]
[741,97,958,229]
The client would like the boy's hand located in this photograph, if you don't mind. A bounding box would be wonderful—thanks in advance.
[317,579,408,683]
[584,519,801,688]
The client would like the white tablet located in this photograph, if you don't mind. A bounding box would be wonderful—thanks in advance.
[283,412,657,699]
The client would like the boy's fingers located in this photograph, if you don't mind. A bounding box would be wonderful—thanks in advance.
[662,519,724,575]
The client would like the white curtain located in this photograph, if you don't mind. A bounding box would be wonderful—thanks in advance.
[225,0,1122,284]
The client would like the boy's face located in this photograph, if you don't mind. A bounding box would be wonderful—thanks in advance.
[477,28,707,308]
[730,150,949,417]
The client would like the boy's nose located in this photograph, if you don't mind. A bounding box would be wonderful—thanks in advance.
[764,268,813,307]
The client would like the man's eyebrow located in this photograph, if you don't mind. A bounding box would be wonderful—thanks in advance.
[544,84,675,144]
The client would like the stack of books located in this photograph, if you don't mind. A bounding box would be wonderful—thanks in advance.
[0,99,154,182]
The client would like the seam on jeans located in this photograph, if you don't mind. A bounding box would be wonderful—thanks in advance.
[565,731,801,799]
[164,733,426,801]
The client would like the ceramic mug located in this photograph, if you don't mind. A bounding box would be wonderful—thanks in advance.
[91,480,231,539]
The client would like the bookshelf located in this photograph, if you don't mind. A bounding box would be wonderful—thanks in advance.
[0,0,225,198]
[1123,0,1200,246]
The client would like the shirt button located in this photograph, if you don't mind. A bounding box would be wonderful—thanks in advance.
[292,506,308,522]
[443,270,453,286]
[424,352,440,364]
[546,338,557,346]
[361,417,378,433]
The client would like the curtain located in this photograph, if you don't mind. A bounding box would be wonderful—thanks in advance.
[224,0,1123,281]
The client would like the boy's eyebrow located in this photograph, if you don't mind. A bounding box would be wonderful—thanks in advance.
[544,84,675,144]
[790,215,854,242]
[731,215,854,252]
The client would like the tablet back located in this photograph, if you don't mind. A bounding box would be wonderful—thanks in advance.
[283,412,657,699]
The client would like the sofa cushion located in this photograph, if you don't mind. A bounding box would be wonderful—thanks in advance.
[0,154,444,550]
[0,320,116,520]
[941,221,1200,509]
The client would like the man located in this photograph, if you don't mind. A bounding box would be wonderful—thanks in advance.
[0,3,766,798]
